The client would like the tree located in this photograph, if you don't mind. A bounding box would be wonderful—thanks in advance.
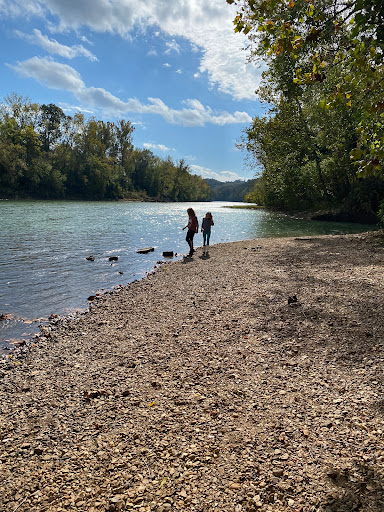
[0,95,212,202]
[228,0,384,177]
[0,93,40,129]
[39,103,66,152]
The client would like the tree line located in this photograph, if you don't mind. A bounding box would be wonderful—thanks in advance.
[229,0,384,223]
[205,178,258,201]
[0,93,211,202]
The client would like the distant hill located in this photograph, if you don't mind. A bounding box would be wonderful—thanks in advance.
[205,178,257,202]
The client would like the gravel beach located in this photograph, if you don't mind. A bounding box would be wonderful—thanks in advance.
[1,233,384,512]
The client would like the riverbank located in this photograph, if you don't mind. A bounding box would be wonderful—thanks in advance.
[1,233,384,512]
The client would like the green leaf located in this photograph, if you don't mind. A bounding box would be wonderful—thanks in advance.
[306,4,314,17]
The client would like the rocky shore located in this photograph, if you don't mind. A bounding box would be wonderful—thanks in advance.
[1,233,384,512]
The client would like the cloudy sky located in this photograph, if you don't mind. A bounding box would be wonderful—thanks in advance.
[0,0,265,182]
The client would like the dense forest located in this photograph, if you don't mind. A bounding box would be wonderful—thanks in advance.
[230,0,384,223]
[0,94,211,202]
[205,178,257,201]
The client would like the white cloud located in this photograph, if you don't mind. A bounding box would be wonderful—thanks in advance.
[165,39,180,55]
[190,42,200,54]
[163,62,171,68]
[9,57,252,126]
[80,35,93,45]
[59,102,95,115]
[15,29,98,61]
[3,0,263,101]
[8,57,85,91]
[190,164,248,182]
[143,142,174,152]
[176,69,182,74]
[147,48,157,56]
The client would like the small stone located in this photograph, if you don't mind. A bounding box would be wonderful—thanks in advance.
[110,495,124,504]
[272,469,284,477]
[229,483,241,490]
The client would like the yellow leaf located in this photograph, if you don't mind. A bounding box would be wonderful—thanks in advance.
[148,401,155,407]
[160,477,167,487]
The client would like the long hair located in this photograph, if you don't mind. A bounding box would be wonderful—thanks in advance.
[187,208,195,216]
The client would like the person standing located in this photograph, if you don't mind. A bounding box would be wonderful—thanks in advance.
[201,212,214,254]
[182,208,199,257]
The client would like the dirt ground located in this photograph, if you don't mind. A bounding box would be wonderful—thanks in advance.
[1,233,384,512]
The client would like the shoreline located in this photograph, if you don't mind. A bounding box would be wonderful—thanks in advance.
[1,233,384,511]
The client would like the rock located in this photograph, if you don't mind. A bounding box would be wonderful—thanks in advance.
[86,255,95,261]
[162,251,174,257]
[272,469,284,477]
[109,256,118,261]
[84,389,109,399]
[137,247,155,254]
[0,313,13,321]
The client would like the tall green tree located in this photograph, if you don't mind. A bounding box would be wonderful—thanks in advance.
[229,0,384,217]
[228,0,384,176]
[39,103,67,152]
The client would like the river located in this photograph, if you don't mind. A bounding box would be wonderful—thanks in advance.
[0,200,375,350]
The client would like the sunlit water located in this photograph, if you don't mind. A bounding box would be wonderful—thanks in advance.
[0,200,376,350]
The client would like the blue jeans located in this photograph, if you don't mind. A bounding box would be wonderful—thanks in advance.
[203,230,211,246]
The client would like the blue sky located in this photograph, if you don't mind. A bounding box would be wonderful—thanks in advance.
[0,0,266,181]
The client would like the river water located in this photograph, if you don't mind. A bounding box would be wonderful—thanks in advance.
[0,200,375,350]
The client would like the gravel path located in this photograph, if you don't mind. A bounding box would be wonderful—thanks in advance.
[1,233,384,512]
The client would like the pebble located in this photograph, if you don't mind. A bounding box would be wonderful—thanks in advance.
[1,235,384,512]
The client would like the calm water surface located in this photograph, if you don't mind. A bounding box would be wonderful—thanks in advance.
[0,200,376,349]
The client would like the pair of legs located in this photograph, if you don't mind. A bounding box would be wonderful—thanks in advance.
[203,230,211,248]
[186,229,195,256]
